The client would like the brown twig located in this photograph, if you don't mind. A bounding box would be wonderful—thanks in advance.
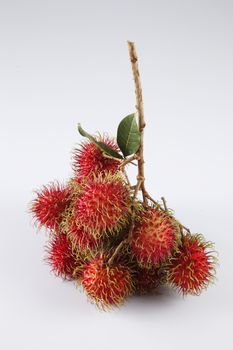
[103,153,138,173]
[122,168,131,189]
[161,197,168,212]
[127,41,148,205]
[102,153,122,162]
[179,224,184,241]
[120,154,139,168]
[144,191,159,207]
[107,219,136,266]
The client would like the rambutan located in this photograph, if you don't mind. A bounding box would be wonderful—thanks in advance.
[67,220,105,253]
[73,136,120,178]
[82,254,134,308]
[47,233,83,279]
[134,267,162,295]
[131,207,180,268]
[31,183,72,230]
[166,233,216,295]
[74,173,131,237]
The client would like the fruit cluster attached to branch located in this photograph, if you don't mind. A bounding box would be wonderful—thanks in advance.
[30,42,217,309]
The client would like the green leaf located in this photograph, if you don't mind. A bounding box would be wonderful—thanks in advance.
[117,114,141,157]
[77,124,123,159]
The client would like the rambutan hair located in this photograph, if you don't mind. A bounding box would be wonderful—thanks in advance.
[166,233,216,295]
[46,233,83,280]
[67,177,85,196]
[131,207,180,268]
[67,219,106,254]
[82,253,134,308]
[74,173,131,237]
[73,135,120,178]
[31,182,72,230]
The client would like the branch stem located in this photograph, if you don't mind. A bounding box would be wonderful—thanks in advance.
[108,41,147,266]
[120,154,139,168]
[161,197,168,212]
[127,41,147,205]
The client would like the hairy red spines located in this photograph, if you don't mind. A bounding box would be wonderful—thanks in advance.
[82,255,134,308]
[47,233,82,279]
[73,136,120,178]
[74,173,131,237]
[31,183,72,230]
[166,234,216,295]
[67,220,105,253]
[131,208,180,268]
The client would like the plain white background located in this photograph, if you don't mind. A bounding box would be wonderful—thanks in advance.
[0,1,232,349]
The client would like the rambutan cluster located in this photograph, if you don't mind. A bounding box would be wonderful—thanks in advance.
[30,42,217,309]
[31,136,134,308]
[31,134,217,309]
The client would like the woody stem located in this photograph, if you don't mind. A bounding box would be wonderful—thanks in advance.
[127,41,148,205]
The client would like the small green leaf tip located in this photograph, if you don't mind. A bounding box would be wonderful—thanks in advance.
[77,123,123,159]
[117,114,141,157]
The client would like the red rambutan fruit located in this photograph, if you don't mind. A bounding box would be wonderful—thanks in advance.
[74,173,131,237]
[73,136,120,178]
[166,233,216,295]
[134,267,162,295]
[82,254,134,308]
[67,220,105,253]
[47,233,83,279]
[31,183,72,230]
[131,207,180,268]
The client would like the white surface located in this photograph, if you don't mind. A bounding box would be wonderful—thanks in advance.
[0,1,232,349]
